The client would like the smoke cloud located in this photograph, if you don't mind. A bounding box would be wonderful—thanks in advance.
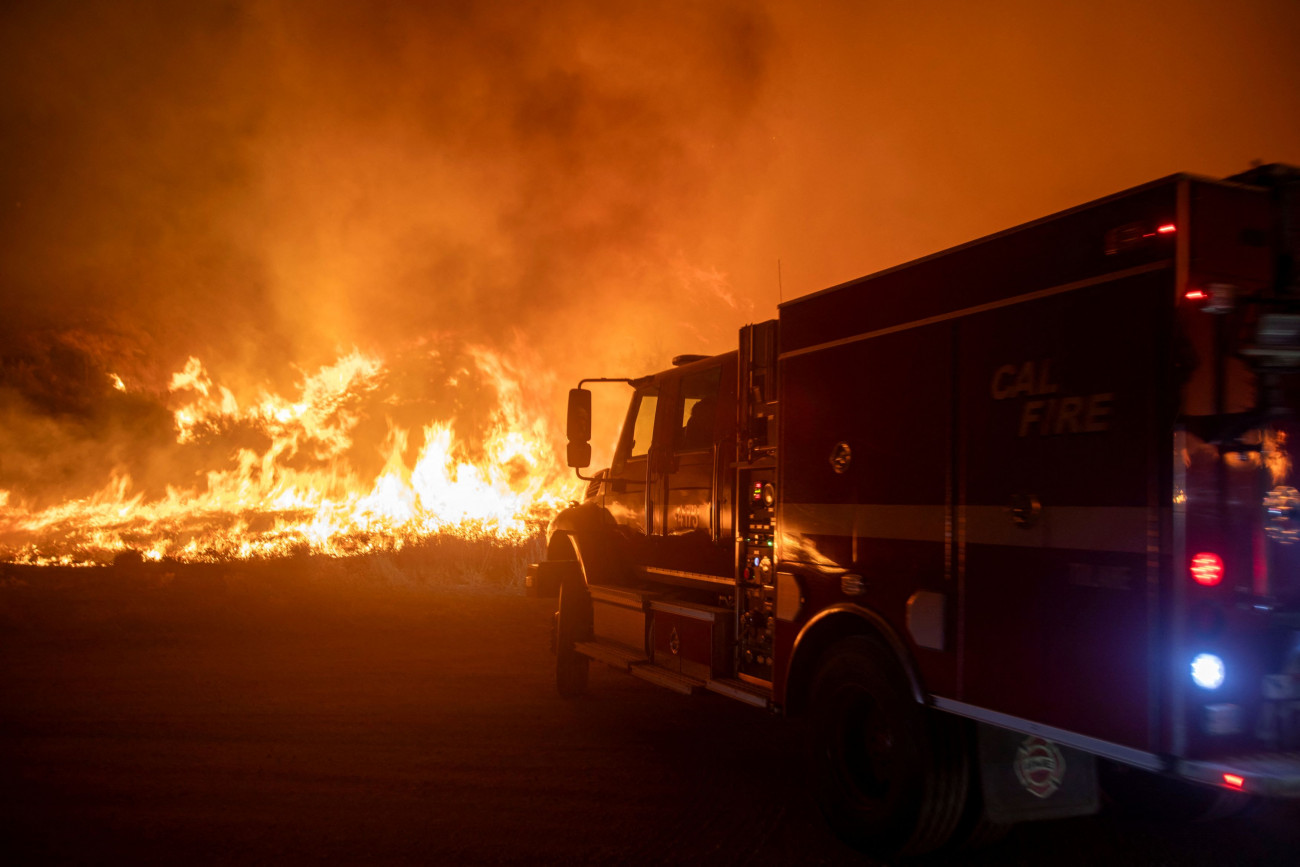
[2,0,1298,503]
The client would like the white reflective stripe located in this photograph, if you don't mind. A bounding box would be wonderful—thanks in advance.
[781,503,1150,554]
[965,505,1149,554]
[931,696,1165,772]
[1177,756,1300,798]
[780,503,945,542]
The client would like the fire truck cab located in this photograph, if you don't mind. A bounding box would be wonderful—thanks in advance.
[529,164,1300,857]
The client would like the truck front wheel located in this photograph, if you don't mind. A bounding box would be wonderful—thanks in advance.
[807,636,969,858]
[554,580,590,699]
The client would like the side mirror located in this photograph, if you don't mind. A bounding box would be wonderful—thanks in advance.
[567,441,592,468]
[566,388,592,468]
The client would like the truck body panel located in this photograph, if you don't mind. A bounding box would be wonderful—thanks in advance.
[544,166,1300,849]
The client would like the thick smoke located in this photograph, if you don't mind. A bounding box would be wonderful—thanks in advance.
[1,2,772,362]
[0,1,776,501]
[1,0,1298,506]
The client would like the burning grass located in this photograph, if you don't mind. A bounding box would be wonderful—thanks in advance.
[0,346,573,567]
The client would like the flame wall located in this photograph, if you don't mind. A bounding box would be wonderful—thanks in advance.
[1,0,1298,557]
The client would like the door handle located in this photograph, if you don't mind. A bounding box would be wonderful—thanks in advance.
[710,442,720,542]
[1008,493,1041,529]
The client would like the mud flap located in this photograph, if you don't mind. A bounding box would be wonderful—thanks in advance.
[526,561,575,598]
[977,724,1099,824]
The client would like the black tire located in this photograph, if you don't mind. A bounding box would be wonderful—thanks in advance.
[806,636,970,858]
[554,580,590,699]
[950,808,1012,851]
[944,722,1013,852]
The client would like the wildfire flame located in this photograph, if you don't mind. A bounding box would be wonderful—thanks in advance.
[0,349,571,565]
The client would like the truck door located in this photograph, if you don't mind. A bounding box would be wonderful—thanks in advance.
[604,384,660,556]
[602,360,734,582]
[657,362,732,577]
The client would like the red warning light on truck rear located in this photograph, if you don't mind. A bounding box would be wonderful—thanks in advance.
[1191,552,1224,586]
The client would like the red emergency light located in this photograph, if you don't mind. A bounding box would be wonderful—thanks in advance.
[1190,552,1224,586]
[1183,283,1236,313]
[1104,220,1177,254]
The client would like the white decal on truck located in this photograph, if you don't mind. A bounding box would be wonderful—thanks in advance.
[1015,736,1066,799]
[990,360,1113,436]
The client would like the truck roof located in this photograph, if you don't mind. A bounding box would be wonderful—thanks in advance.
[775,171,1256,358]
[780,172,1229,312]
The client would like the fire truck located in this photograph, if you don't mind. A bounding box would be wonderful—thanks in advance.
[527,164,1300,856]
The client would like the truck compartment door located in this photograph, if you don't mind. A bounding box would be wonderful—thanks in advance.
[958,267,1170,751]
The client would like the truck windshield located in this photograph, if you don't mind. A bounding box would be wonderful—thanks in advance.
[627,390,659,458]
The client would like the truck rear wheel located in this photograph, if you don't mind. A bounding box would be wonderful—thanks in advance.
[554,580,590,699]
[945,730,1013,851]
[807,636,969,857]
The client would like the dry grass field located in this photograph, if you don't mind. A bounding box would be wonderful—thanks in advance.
[2,543,1298,865]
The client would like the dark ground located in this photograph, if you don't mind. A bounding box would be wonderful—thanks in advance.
[2,558,1298,866]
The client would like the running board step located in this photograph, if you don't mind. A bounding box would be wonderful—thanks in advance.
[573,638,772,707]
[574,639,702,694]
[705,677,771,709]
[630,664,702,695]
[573,639,644,671]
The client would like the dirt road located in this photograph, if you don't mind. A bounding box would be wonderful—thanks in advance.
[2,563,1297,865]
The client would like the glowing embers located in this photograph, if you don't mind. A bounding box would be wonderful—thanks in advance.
[1190,552,1224,586]
[1191,653,1226,690]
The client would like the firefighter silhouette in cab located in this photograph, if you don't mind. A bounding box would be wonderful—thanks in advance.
[680,393,716,451]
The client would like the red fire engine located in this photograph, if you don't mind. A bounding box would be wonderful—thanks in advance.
[528,164,1300,856]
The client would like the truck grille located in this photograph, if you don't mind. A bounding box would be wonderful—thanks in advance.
[585,469,607,502]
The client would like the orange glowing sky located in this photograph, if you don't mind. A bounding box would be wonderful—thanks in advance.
[2,0,1299,493]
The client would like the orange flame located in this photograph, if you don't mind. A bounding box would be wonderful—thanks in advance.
[0,349,571,565]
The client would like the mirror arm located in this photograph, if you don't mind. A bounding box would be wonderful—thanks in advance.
[569,378,637,484]
[578,377,636,388]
